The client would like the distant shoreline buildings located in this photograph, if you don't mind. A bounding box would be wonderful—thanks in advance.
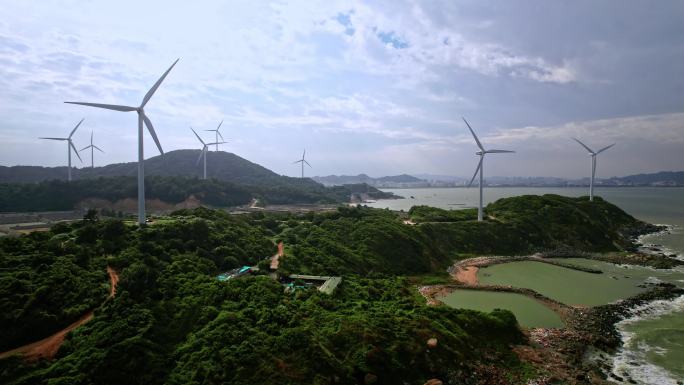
[313,171,684,188]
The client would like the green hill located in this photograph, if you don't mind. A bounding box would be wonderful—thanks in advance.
[0,195,656,384]
[281,195,648,276]
[0,209,524,385]
[1,150,313,186]
[0,151,397,211]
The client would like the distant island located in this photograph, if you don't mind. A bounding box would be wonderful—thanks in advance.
[314,171,684,188]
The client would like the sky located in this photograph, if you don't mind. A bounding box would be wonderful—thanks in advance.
[1,0,683,179]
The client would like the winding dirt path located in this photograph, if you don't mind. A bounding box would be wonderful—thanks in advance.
[0,267,119,361]
[270,241,284,270]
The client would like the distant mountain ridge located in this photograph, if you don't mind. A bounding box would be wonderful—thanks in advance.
[0,150,293,186]
[313,173,428,187]
[316,171,684,188]
[0,150,398,211]
[610,171,684,186]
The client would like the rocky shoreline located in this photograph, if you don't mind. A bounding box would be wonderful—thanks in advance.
[422,226,684,384]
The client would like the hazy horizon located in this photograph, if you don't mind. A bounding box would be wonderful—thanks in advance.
[3,148,681,181]
[1,1,683,179]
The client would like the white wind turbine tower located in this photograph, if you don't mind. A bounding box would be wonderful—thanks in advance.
[204,120,224,151]
[573,138,615,201]
[293,149,311,178]
[79,131,105,168]
[463,117,515,222]
[191,127,226,180]
[39,118,84,181]
[65,59,179,225]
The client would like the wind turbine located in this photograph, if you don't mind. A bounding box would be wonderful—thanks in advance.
[293,149,311,178]
[463,117,515,221]
[573,138,615,201]
[65,59,179,225]
[79,131,105,168]
[191,127,226,180]
[39,118,84,181]
[204,120,224,151]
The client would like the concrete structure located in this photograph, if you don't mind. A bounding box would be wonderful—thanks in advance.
[288,274,342,295]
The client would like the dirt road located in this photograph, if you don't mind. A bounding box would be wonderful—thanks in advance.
[270,242,284,270]
[0,267,119,361]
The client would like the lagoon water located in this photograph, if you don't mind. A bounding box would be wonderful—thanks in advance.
[438,289,564,328]
[479,259,684,306]
[370,187,684,384]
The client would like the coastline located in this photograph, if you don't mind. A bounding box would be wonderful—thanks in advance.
[420,237,684,383]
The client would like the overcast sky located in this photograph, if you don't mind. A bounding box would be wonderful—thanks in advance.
[1,0,683,178]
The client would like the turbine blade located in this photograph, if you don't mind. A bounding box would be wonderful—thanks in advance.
[70,141,83,162]
[64,102,136,112]
[293,160,302,164]
[217,131,224,141]
[141,58,179,108]
[79,145,92,151]
[69,118,84,138]
[304,160,312,167]
[94,145,105,153]
[596,143,615,154]
[206,141,227,145]
[90,131,93,144]
[216,120,223,131]
[191,127,206,145]
[463,117,484,151]
[143,114,164,155]
[573,138,594,154]
[40,137,67,141]
[196,149,204,166]
[468,156,483,187]
[486,149,515,153]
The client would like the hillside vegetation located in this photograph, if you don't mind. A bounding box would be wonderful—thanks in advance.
[0,151,397,211]
[0,208,525,385]
[0,196,645,384]
[282,195,644,275]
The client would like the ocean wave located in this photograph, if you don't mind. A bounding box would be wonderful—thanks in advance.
[610,295,684,384]
[637,224,683,261]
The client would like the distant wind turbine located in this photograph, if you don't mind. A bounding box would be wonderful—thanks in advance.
[79,131,105,168]
[65,59,179,225]
[191,127,226,180]
[293,149,311,178]
[463,117,515,221]
[573,138,615,201]
[204,120,224,151]
[39,118,84,181]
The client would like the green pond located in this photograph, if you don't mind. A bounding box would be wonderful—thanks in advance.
[478,258,684,306]
[438,289,564,328]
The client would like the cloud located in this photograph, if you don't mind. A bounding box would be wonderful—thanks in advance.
[485,112,684,147]
[0,0,682,177]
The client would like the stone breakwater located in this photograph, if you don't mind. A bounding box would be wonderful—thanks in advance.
[446,254,602,283]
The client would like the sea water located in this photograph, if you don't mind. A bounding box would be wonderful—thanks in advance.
[369,187,684,383]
